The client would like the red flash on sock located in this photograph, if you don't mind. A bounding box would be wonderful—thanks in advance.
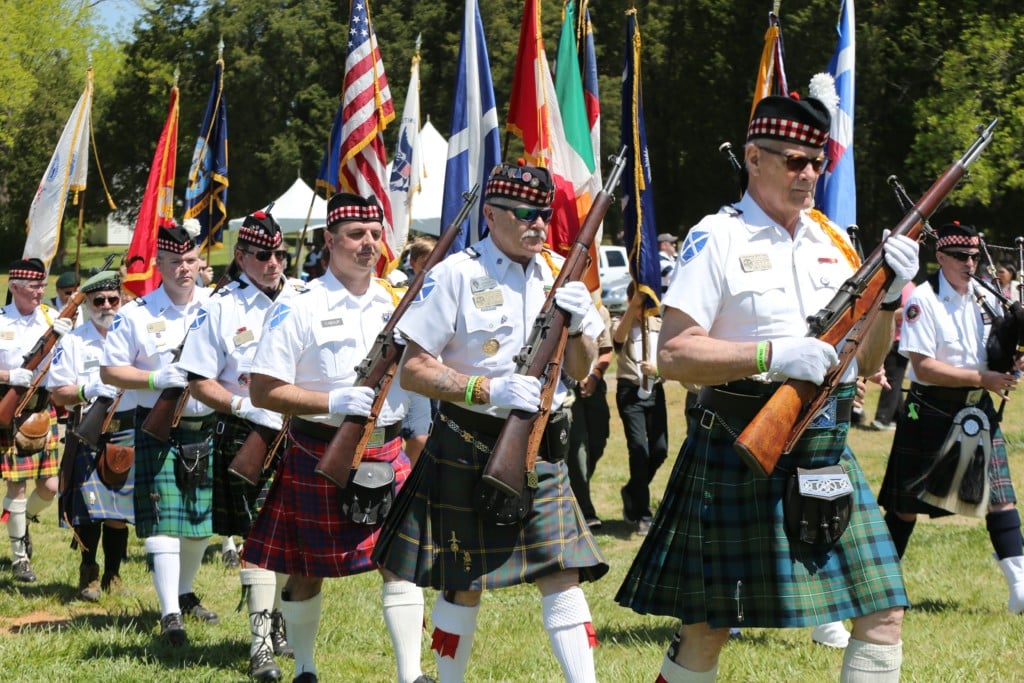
[585,622,598,648]
[655,675,669,683]
[431,627,460,658]
[0,509,8,523]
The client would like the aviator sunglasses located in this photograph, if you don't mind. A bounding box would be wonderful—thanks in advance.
[91,295,120,306]
[757,145,829,173]
[243,248,289,262]
[942,250,981,263]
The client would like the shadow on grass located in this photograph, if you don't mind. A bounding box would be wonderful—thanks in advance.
[0,578,80,603]
[592,518,639,540]
[599,620,677,645]
[910,597,962,613]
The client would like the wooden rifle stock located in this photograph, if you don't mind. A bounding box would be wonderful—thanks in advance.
[734,120,998,477]
[142,270,235,441]
[481,147,629,497]
[12,359,51,421]
[315,185,481,488]
[228,418,290,486]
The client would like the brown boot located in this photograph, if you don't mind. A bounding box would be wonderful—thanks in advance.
[78,562,101,602]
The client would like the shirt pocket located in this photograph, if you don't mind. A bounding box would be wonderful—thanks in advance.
[463,307,516,371]
[311,316,361,380]
[726,269,789,335]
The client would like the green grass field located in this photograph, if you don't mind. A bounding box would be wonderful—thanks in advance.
[1,379,1021,682]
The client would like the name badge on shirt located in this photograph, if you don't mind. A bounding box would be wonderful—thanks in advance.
[83,359,99,371]
[739,254,771,272]
[0,331,14,341]
[472,290,503,311]
[320,317,344,328]
[233,328,256,345]
[470,276,498,293]
[147,321,166,334]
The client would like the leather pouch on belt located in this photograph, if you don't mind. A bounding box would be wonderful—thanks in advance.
[784,465,853,546]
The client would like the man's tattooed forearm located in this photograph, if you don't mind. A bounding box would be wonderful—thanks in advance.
[435,367,460,396]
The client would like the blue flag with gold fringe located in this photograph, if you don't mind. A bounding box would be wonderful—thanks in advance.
[184,57,229,250]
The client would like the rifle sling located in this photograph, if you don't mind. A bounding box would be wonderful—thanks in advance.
[697,383,852,432]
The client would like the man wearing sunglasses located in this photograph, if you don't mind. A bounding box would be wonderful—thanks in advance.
[879,221,1024,616]
[47,270,133,602]
[616,94,919,682]
[374,161,607,683]
[177,209,304,680]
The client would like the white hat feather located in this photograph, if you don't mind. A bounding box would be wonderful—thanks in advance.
[808,72,839,121]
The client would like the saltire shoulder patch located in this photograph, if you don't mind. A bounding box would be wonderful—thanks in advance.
[190,308,208,331]
[268,304,291,330]
[680,229,710,265]
[414,274,436,304]
[109,314,124,331]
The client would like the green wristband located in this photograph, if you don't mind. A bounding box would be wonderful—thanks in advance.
[148,372,156,390]
[77,385,86,402]
[756,341,770,374]
[465,375,479,406]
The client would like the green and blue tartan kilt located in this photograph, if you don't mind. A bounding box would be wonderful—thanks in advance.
[1,407,60,481]
[132,410,215,539]
[616,384,907,628]
[211,414,279,537]
[59,423,135,527]
[243,430,410,578]
[373,415,609,591]
[878,388,1015,517]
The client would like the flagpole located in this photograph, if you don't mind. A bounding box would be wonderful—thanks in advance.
[294,178,317,279]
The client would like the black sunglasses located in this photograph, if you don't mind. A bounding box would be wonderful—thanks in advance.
[504,206,554,223]
[91,296,120,306]
[942,250,981,263]
[244,249,289,262]
[757,145,829,173]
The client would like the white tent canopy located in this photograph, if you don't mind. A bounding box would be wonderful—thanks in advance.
[227,176,327,233]
[387,119,448,237]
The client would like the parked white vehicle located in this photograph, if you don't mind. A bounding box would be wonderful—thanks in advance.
[599,245,631,315]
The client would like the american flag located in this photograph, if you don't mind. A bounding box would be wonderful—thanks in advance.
[336,0,396,273]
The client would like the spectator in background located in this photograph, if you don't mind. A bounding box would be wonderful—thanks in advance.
[52,270,83,328]
[407,235,437,278]
[657,233,678,293]
[196,259,215,287]
[996,261,1017,300]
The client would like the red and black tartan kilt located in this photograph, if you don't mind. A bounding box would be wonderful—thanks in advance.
[1,406,60,482]
[242,428,410,578]
[211,414,280,537]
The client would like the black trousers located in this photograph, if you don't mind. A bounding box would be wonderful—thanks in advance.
[567,380,611,519]
[874,341,908,425]
[616,380,668,518]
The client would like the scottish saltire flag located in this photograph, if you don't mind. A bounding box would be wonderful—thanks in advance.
[816,0,856,229]
[183,57,229,252]
[441,0,500,255]
[749,11,789,122]
[24,68,93,269]
[388,39,423,264]
[621,9,660,312]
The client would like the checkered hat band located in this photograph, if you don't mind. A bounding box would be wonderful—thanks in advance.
[485,178,554,206]
[9,269,44,281]
[328,205,384,225]
[748,117,829,147]
[157,237,193,254]
[937,235,980,250]
[239,227,282,249]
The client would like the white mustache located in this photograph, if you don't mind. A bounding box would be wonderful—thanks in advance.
[523,229,545,240]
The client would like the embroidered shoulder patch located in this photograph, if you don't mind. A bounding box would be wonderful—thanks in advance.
[679,229,709,264]
[414,274,436,303]
[190,308,208,331]
[905,303,921,323]
[52,346,64,366]
[268,304,291,329]
[109,314,124,331]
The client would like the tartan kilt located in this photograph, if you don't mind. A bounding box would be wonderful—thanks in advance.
[616,384,907,628]
[1,406,60,481]
[132,412,215,539]
[59,424,135,527]
[243,430,411,578]
[878,388,1015,517]
[211,414,279,537]
[373,415,609,591]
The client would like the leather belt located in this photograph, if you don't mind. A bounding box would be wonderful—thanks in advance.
[106,409,136,433]
[909,383,985,406]
[696,385,852,427]
[439,402,570,463]
[290,416,401,446]
[176,414,217,431]
[440,402,569,439]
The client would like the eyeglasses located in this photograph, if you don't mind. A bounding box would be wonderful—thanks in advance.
[243,249,289,262]
[91,296,120,306]
[943,250,981,263]
[504,206,554,223]
[757,145,829,173]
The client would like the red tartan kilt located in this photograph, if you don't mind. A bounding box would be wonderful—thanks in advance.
[243,429,410,578]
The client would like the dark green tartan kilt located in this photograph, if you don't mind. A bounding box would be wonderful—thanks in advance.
[132,411,215,539]
[616,384,908,628]
[1,407,60,482]
[373,414,609,591]
[59,423,135,527]
[878,388,1015,517]
[211,414,278,537]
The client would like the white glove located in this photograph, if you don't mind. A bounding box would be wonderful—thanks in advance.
[52,318,73,337]
[881,231,919,303]
[393,330,406,347]
[83,380,118,401]
[328,386,375,417]
[553,281,596,335]
[768,337,839,385]
[150,364,188,389]
[232,396,277,428]
[488,375,542,412]
[7,368,33,387]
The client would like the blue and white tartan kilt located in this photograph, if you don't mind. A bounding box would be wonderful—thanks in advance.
[59,424,135,527]
[1,406,60,482]
[616,384,908,628]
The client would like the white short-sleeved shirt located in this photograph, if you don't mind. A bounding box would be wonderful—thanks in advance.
[397,237,603,417]
[663,193,861,381]
[47,321,138,412]
[102,285,211,415]
[0,303,56,373]
[250,269,408,427]
[900,272,994,384]
[178,274,307,429]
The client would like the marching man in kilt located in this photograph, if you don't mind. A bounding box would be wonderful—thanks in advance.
[878,221,1024,614]
[615,95,918,681]
[1,257,73,583]
[47,270,134,600]
[178,210,305,680]
[100,225,218,646]
[245,193,432,683]
[373,162,608,683]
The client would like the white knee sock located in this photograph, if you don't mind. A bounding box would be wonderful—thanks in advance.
[241,567,277,656]
[431,596,479,683]
[145,535,181,616]
[382,580,425,683]
[25,489,52,520]
[280,591,322,677]
[178,536,208,594]
[541,587,597,683]
[840,639,902,682]
[659,654,718,682]
[274,572,288,611]
[221,535,237,553]
[5,498,28,562]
